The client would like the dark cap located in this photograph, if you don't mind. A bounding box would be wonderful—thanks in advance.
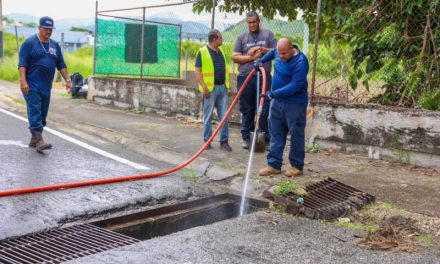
[39,16,55,29]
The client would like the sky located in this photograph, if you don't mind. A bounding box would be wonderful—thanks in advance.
[2,0,244,23]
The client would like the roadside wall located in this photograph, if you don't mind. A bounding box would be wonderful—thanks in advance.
[309,102,440,168]
[88,72,241,122]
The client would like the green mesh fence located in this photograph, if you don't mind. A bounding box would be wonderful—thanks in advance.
[95,18,181,78]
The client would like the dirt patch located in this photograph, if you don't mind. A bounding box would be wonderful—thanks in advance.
[349,203,440,252]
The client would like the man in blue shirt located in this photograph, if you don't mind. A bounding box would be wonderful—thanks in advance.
[18,17,71,153]
[257,38,309,177]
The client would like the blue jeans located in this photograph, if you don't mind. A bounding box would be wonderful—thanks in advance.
[23,89,51,132]
[203,84,229,143]
[267,100,307,170]
[237,74,272,142]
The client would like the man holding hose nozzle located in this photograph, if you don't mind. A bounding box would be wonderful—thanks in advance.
[256,38,309,177]
[233,11,276,151]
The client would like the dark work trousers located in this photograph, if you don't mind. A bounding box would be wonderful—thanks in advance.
[267,100,307,170]
[237,74,272,142]
[23,89,51,132]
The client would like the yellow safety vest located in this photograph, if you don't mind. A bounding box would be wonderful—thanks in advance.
[197,46,230,93]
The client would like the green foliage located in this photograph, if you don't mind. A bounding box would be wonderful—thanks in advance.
[335,221,376,233]
[193,1,440,110]
[273,181,301,196]
[0,32,92,82]
[3,32,25,56]
[308,143,322,153]
[418,88,440,111]
[70,27,90,32]
[64,47,93,78]
[0,54,20,82]
[20,22,37,28]
[3,16,15,24]
[418,233,433,245]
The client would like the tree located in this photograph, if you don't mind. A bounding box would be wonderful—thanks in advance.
[193,0,440,108]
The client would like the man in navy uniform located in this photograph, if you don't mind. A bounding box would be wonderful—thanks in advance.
[18,16,71,152]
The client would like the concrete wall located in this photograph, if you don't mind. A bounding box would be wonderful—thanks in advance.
[309,102,440,168]
[88,76,440,168]
[88,72,241,122]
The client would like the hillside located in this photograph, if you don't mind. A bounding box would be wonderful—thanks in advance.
[221,18,306,43]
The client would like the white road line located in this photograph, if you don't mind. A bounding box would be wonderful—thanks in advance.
[0,108,150,170]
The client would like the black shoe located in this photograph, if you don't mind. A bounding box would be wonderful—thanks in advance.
[205,143,212,150]
[220,141,232,152]
[241,140,250,149]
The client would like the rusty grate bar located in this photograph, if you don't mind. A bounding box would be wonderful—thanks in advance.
[0,224,140,264]
[263,177,374,220]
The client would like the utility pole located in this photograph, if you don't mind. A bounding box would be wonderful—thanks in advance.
[0,0,4,60]
[210,0,216,29]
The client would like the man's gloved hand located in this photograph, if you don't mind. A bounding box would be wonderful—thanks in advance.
[262,91,275,100]
[253,60,262,71]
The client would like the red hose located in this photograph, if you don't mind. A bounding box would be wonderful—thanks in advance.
[0,68,267,197]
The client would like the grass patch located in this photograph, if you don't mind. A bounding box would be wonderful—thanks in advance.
[307,143,322,153]
[4,94,25,105]
[136,123,155,129]
[181,168,198,184]
[336,221,376,233]
[58,93,71,98]
[347,162,367,172]
[273,181,302,196]
[0,54,20,81]
[268,202,285,213]
[418,233,433,245]
[216,162,232,170]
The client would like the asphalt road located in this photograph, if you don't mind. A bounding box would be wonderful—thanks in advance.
[0,108,196,240]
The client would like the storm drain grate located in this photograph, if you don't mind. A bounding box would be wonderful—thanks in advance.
[263,177,375,220]
[0,224,140,264]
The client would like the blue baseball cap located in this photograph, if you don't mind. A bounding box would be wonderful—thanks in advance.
[39,16,55,29]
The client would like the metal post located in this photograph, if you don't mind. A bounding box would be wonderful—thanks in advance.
[310,0,322,101]
[92,0,98,75]
[178,24,182,79]
[0,0,4,60]
[61,32,65,52]
[14,24,19,51]
[140,7,146,80]
[184,49,188,80]
[210,0,216,29]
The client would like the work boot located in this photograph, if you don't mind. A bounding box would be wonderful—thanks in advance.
[220,141,232,152]
[34,131,53,152]
[285,166,303,177]
[259,166,281,177]
[241,140,250,150]
[28,130,38,148]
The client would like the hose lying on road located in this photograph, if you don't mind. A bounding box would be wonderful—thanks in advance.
[0,68,267,197]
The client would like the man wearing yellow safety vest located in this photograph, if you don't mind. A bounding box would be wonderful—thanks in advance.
[194,29,233,151]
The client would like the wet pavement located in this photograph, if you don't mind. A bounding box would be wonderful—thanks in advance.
[0,108,197,240]
[0,79,439,263]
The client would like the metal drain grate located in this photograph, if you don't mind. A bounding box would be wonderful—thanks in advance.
[0,224,140,264]
[263,177,375,220]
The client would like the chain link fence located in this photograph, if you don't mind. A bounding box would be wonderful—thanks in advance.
[93,0,439,110]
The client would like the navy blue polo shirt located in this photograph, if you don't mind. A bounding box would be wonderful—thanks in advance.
[195,46,226,85]
[18,34,66,96]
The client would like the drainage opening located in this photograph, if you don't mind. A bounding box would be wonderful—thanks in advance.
[0,193,266,263]
[92,193,267,240]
